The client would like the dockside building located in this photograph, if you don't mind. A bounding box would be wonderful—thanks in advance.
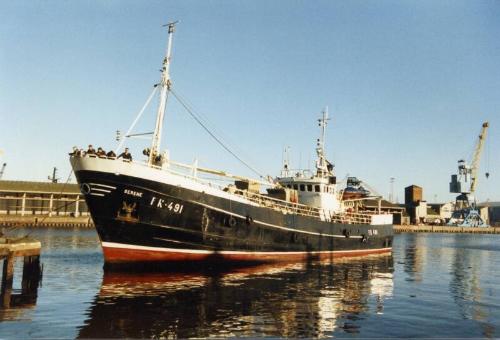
[0,180,88,217]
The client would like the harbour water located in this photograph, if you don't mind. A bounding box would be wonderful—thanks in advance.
[1,229,500,338]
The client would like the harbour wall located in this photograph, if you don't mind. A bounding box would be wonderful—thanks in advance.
[0,215,94,228]
[394,224,500,234]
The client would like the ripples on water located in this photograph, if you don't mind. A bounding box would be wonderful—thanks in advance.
[1,229,499,338]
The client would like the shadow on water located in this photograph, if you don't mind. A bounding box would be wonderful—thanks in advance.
[77,254,394,338]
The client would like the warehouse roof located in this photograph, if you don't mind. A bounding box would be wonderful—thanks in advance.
[362,198,405,210]
[0,180,80,194]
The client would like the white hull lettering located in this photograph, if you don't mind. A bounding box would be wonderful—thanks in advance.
[124,189,143,197]
[150,195,184,214]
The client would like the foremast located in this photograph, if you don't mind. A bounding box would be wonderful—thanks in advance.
[149,21,177,166]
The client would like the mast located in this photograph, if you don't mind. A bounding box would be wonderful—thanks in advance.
[149,21,178,166]
[315,107,331,177]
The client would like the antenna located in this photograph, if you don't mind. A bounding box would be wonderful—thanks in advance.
[389,177,395,203]
[282,146,291,177]
[317,106,330,152]
[315,107,332,177]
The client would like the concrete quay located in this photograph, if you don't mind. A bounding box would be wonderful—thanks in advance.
[0,215,94,228]
[394,224,500,234]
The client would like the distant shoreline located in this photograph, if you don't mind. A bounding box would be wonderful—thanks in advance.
[394,224,500,234]
[0,215,94,228]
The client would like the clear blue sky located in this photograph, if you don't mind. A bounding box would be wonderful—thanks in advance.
[1,0,499,203]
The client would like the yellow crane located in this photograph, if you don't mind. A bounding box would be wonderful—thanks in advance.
[448,122,489,227]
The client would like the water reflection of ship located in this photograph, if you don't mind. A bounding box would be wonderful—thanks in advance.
[78,255,393,338]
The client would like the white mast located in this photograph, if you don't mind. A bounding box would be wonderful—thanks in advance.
[149,21,178,166]
[281,146,291,177]
[315,107,331,177]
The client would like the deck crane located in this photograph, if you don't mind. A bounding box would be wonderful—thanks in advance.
[448,122,489,227]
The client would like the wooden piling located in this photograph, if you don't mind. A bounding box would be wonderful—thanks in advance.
[2,253,14,283]
[1,237,42,308]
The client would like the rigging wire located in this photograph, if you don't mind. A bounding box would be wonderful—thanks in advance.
[169,88,268,181]
[359,180,383,198]
[115,85,159,153]
[171,88,259,169]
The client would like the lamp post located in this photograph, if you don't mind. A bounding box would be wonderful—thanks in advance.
[389,177,395,203]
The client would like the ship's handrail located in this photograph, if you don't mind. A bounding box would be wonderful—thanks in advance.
[236,189,321,218]
[232,190,379,224]
[165,158,274,186]
[157,159,380,224]
[73,154,377,224]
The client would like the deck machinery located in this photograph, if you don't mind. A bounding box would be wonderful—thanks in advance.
[448,122,489,227]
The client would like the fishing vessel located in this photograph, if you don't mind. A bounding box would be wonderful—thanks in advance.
[70,23,393,264]
[342,177,371,200]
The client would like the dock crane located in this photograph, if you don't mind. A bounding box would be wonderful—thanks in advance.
[448,122,489,227]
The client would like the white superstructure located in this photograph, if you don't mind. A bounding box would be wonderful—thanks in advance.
[276,108,342,219]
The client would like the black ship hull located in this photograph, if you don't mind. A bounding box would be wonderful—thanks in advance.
[73,160,393,264]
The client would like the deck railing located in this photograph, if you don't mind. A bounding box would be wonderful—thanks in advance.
[232,190,377,224]
[73,153,378,224]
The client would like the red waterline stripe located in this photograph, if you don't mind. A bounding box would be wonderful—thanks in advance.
[101,242,392,263]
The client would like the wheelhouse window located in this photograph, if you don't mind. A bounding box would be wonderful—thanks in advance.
[307,184,312,192]
[315,185,320,192]
[300,184,305,191]
[293,184,298,190]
